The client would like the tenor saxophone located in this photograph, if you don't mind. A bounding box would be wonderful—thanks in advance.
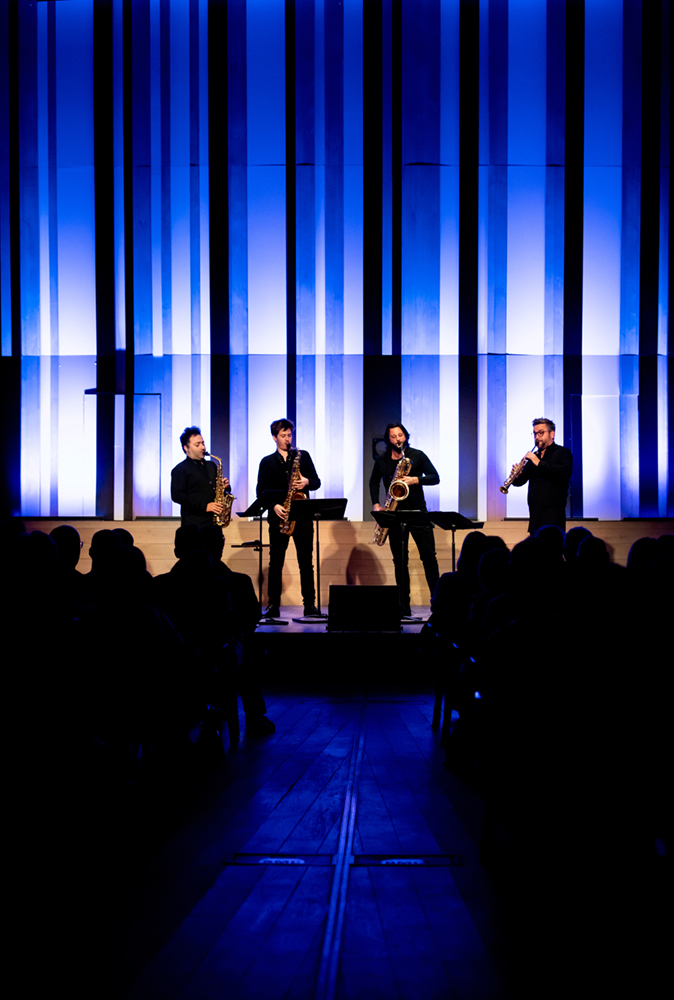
[206,453,236,527]
[279,449,307,536]
[372,451,412,545]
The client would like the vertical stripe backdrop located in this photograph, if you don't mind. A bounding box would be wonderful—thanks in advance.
[0,0,671,522]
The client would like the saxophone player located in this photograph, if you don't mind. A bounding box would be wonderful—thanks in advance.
[256,419,321,618]
[509,418,573,534]
[171,426,231,527]
[370,422,440,618]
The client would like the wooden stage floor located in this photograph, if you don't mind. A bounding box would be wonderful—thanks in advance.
[97,678,513,1000]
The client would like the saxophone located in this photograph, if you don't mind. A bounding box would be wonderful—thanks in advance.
[279,450,306,536]
[206,453,236,527]
[372,451,412,545]
[500,448,537,494]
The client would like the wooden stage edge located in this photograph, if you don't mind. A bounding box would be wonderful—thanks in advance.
[24,516,673,608]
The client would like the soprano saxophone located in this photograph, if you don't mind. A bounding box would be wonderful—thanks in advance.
[279,449,307,536]
[500,448,537,494]
[372,451,412,546]
[206,453,236,527]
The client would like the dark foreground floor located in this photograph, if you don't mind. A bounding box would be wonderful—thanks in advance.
[35,659,668,1000]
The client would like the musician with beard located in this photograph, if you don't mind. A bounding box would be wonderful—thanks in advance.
[370,422,440,618]
[256,418,321,618]
[511,418,573,534]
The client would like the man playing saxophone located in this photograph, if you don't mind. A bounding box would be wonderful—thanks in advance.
[256,418,322,618]
[509,417,573,534]
[370,422,440,618]
[171,426,231,527]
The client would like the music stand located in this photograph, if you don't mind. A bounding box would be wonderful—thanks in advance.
[429,511,484,572]
[237,491,287,625]
[372,508,434,621]
[285,497,348,622]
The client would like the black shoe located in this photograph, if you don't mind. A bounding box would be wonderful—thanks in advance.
[246,715,276,736]
[303,605,322,617]
[263,604,280,618]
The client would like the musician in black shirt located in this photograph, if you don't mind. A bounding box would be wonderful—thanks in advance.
[511,418,573,534]
[256,418,321,618]
[369,422,440,617]
[171,426,229,527]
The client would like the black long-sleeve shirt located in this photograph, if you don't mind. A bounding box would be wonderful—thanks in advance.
[512,441,572,529]
[256,449,321,518]
[369,447,440,511]
[171,457,219,527]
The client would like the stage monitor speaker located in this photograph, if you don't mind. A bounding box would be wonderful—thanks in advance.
[327,585,400,632]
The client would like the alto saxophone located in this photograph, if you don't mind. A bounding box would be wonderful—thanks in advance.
[207,453,236,527]
[372,451,412,546]
[280,449,307,536]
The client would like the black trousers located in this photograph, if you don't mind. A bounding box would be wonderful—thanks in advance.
[267,516,316,608]
[388,523,439,611]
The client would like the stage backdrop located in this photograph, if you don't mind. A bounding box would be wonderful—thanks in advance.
[1,0,671,523]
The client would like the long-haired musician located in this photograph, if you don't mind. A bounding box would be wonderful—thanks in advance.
[370,422,440,619]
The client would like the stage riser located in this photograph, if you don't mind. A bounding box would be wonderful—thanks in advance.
[24,518,673,607]
[254,630,426,683]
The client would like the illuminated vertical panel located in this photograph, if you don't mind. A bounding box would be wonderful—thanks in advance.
[228,356,249,511]
[476,1,490,357]
[247,355,286,501]
[583,166,622,354]
[380,0,393,355]
[620,355,639,518]
[247,0,285,165]
[438,354,459,514]
[196,0,210,356]
[508,0,545,165]
[113,0,125,351]
[247,166,287,353]
[19,1,40,360]
[20,358,40,515]
[57,357,97,515]
[297,354,317,460]
[439,0,460,358]
[295,4,316,357]
[55,0,96,356]
[582,0,622,355]
[150,0,163,356]
[400,1,440,358]
[114,393,125,520]
[543,0,565,357]
[477,163,489,356]
[133,392,161,515]
[324,0,344,359]
[401,355,440,510]
[506,167,545,354]
[505,355,545,521]
[296,163,317,355]
[343,165,363,355]
[484,0,508,358]
[343,0,363,356]
[582,393,621,520]
[169,0,191,355]
[246,1,286,355]
[342,355,364,521]
[0,0,10,356]
[483,352,506,521]
[657,356,668,515]
[506,0,545,356]
[131,0,153,358]
[36,2,52,358]
[227,0,248,358]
